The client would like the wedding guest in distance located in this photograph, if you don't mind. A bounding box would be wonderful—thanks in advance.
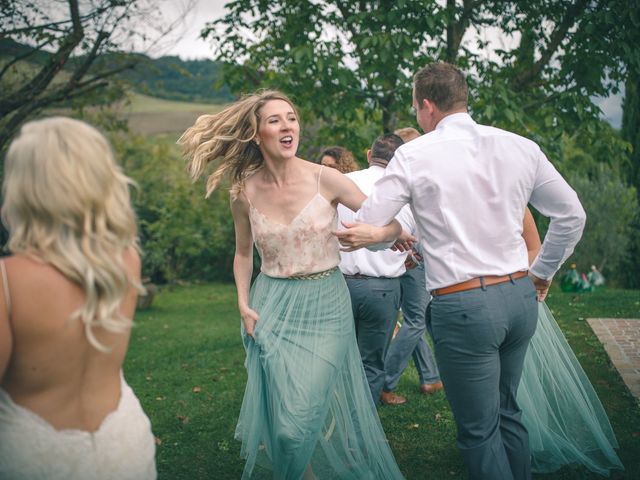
[380,126,442,406]
[318,145,359,173]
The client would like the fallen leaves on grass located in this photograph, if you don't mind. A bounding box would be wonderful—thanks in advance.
[176,415,190,424]
[192,386,202,393]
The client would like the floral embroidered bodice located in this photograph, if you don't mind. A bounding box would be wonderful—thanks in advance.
[247,167,341,278]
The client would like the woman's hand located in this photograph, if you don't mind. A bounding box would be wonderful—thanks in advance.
[391,229,416,253]
[334,220,411,251]
[334,221,381,251]
[240,306,260,337]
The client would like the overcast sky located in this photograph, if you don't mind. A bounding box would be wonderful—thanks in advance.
[153,0,227,60]
[155,0,623,128]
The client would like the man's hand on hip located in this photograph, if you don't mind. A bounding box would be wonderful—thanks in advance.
[529,273,551,302]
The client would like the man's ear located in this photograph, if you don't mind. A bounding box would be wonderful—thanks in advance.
[366,149,372,165]
[423,98,435,115]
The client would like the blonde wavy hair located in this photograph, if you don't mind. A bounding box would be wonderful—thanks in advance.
[2,117,142,351]
[178,90,298,197]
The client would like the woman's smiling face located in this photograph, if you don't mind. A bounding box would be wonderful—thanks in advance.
[255,99,299,161]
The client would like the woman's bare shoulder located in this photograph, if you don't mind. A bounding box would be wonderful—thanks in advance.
[5,254,58,279]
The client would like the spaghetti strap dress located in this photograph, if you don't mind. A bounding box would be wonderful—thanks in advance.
[235,167,405,479]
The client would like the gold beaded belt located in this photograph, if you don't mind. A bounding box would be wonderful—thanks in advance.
[288,267,337,280]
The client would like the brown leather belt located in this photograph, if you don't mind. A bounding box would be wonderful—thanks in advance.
[431,271,528,296]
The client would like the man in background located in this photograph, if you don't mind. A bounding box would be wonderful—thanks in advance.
[338,133,410,405]
[380,126,442,405]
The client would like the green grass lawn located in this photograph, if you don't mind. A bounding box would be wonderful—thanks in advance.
[125,285,640,479]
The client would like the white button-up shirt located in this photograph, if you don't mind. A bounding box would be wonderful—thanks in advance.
[355,113,586,291]
[339,165,414,278]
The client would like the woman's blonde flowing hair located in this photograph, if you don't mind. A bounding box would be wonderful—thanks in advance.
[2,117,142,351]
[178,90,298,197]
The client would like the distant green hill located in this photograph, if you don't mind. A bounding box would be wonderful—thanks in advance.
[117,54,233,104]
[0,39,233,104]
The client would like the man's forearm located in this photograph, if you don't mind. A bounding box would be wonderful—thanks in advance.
[530,205,586,279]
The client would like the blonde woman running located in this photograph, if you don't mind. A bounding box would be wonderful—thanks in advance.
[180,90,406,479]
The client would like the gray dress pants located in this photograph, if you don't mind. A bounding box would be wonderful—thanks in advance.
[429,276,538,480]
[384,264,439,391]
[346,276,401,405]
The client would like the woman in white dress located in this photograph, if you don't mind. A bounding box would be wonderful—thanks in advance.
[0,117,156,480]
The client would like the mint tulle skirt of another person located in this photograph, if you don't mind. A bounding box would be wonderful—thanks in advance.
[235,269,404,479]
[519,302,624,476]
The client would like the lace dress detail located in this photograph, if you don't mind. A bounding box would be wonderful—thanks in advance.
[0,374,156,480]
[247,166,341,278]
[0,260,156,480]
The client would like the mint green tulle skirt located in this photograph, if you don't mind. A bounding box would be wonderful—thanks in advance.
[235,269,404,479]
[519,303,624,476]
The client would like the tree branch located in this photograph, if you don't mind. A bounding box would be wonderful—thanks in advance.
[446,0,483,62]
[68,31,109,85]
[0,38,54,81]
[0,4,113,36]
[0,80,109,153]
[513,0,590,90]
[74,62,136,89]
[0,0,84,116]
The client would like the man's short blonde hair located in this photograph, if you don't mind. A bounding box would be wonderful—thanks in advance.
[394,127,421,142]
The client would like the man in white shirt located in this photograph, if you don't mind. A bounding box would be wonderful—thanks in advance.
[381,126,442,406]
[338,133,412,405]
[336,63,586,480]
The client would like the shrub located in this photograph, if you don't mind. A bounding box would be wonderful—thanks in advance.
[113,133,235,283]
[566,166,638,286]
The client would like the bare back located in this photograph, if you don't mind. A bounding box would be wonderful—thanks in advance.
[0,249,140,432]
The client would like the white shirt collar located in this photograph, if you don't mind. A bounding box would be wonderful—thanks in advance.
[435,112,474,131]
[368,164,386,171]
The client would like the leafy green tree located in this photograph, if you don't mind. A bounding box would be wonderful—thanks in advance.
[206,0,640,285]
[116,55,234,103]
[205,0,637,150]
